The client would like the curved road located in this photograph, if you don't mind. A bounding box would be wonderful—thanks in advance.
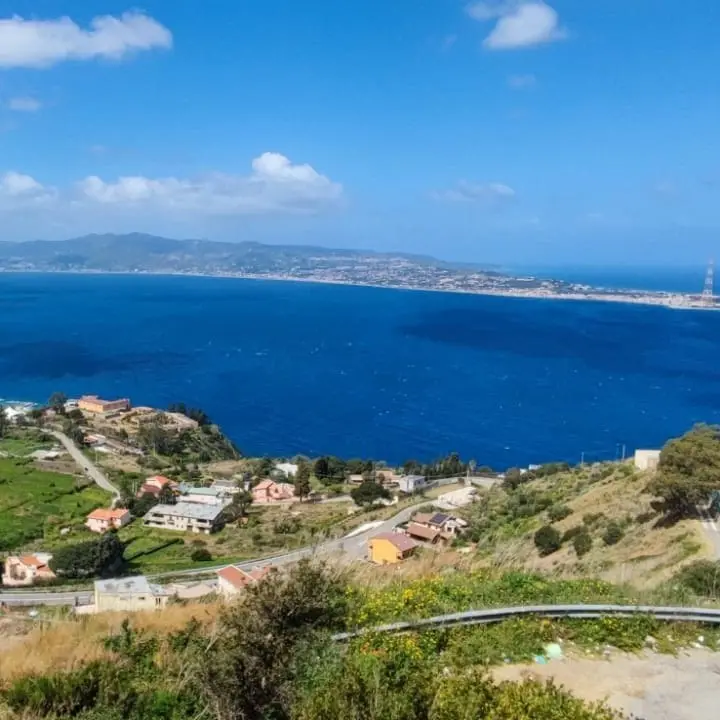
[0,501,426,606]
[50,430,120,498]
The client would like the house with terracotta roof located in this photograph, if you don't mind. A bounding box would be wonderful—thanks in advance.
[137,475,176,498]
[405,522,442,544]
[2,554,56,587]
[216,565,273,598]
[85,508,132,533]
[251,480,295,503]
[410,511,467,539]
[368,532,418,564]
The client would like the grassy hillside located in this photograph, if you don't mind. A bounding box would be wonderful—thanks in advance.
[458,461,711,587]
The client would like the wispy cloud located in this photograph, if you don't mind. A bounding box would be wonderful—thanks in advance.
[507,73,536,88]
[434,180,516,205]
[8,96,42,112]
[466,1,566,50]
[0,11,171,69]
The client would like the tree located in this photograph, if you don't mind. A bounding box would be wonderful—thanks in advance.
[602,521,624,546]
[48,392,68,414]
[533,525,562,556]
[647,424,720,517]
[313,456,330,481]
[0,407,8,438]
[503,467,524,491]
[50,533,125,579]
[294,463,312,502]
[573,531,592,557]
[231,489,253,517]
[351,481,391,507]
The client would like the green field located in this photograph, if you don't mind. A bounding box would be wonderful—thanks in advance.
[0,434,54,457]
[0,458,111,551]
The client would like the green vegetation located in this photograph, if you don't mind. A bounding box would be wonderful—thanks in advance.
[50,534,125,579]
[647,424,720,518]
[573,530,593,557]
[0,457,110,551]
[602,521,625,546]
[351,479,391,506]
[674,560,720,598]
[534,524,562,556]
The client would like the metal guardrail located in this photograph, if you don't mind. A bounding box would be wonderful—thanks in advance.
[333,604,720,641]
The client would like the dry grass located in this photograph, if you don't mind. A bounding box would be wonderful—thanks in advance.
[0,601,221,684]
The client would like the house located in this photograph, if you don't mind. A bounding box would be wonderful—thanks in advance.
[80,576,169,614]
[397,475,428,494]
[405,522,441,544]
[412,512,467,536]
[211,478,240,493]
[252,480,295,503]
[143,501,225,534]
[347,474,367,485]
[2,554,55,587]
[375,469,401,486]
[634,450,661,471]
[368,532,418,564]
[85,508,132,533]
[216,565,273,598]
[78,395,131,414]
[275,462,298,478]
[180,486,232,507]
[137,475,175,498]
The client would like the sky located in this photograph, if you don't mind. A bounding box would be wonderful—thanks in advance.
[0,0,719,265]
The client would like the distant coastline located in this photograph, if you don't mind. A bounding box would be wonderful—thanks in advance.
[1,266,716,312]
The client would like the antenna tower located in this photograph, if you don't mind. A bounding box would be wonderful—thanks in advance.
[703,259,715,306]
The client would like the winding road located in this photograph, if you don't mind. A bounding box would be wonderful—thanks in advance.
[50,430,120,498]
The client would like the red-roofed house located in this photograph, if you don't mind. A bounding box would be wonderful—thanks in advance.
[2,554,56,587]
[368,532,418,564]
[86,508,132,533]
[137,475,176,498]
[252,480,295,503]
[216,565,273,598]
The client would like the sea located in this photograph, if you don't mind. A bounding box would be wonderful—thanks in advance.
[0,268,718,469]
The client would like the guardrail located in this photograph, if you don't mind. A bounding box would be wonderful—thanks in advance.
[333,604,720,641]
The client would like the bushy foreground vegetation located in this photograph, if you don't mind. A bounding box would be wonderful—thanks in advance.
[4,563,720,720]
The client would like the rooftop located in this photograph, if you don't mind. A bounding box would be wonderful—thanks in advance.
[87,508,129,521]
[371,532,418,553]
[217,565,272,589]
[95,575,166,597]
[406,523,441,542]
[180,485,227,497]
[145,501,225,522]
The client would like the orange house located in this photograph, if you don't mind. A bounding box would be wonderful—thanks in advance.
[368,532,418,564]
[79,395,131,414]
[86,508,131,533]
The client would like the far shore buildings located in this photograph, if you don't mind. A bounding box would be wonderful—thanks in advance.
[78,395,131,415]
[2,554,55,587]
[85,508,132,533]
[252,480,295,503]
[143,502,225,534]
[368,532,418,565]
[76,576,169,614]
[216,565,272,598]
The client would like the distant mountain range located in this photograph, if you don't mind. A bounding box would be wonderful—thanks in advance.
[0,233,493,275]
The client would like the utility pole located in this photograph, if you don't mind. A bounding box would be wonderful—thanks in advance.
[702,259,715,307]
[580,451,585,466]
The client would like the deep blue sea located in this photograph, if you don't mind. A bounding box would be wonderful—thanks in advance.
[1,271,719,469]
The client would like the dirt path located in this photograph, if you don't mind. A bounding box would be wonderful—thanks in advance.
[493,649,720,719]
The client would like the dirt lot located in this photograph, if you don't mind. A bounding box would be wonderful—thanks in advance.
[493,649,720,719]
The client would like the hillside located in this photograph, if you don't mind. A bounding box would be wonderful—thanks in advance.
[457,461,712,587]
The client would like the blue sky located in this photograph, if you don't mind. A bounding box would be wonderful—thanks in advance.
[0,0,719,265]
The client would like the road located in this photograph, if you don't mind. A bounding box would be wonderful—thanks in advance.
[50,430,120,498]
[699,506,720,558]
[0,501,426,606]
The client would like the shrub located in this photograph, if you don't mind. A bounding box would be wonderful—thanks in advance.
[602,522,624,546]
[561,525,584,542]
[573,531,592,557]
[582,512,606,527]
[548,504,572,523]
[634,510,656,524]
[534,525,562,556]
[190,548,212,562]
[674,560,720,597]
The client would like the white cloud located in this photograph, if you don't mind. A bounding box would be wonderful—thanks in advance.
[507,73,536,88]
[8,96,42,111]
[0,171,56,206]
[467,1,566,50]
[435,180,516,205]
[0,11,171,68]
[77,152,343,214]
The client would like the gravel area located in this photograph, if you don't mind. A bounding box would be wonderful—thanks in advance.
[493,649,720,720]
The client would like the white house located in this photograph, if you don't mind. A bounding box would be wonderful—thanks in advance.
[181,486,232,506]
[275,462,298,478]
[77,576,169,614]
[397,475,428,494]
[143,502,225,534]
[634,450,661,471]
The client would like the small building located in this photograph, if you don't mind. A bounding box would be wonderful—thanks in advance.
[405,522,441,544]
[137,475,175,498]
[368,532,418,565]
[252,480,295,503]
[143,501,225,534]
[79,395,131,414]
[347,473,366,485]
[412,511,467,537]
[211,478,240,493]
[85,508,131,533]
[275,462,298,478]
[180,486,232,507]
[397,475,428,494]
[634,450,661,471]
[375,469,400,486]
[89,576,169,614]
[2,554,55,587]
[216,565,272,598]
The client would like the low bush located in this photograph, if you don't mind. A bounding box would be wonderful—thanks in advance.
[602,522,624,546]
[573,531,592,558]
[674,560,720,597]
[582,512,606,527]
[634,510,656,524]
[190,548,212,562]
[548,504,573,522]
[534,525,562,556]
[562,525,584,542]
